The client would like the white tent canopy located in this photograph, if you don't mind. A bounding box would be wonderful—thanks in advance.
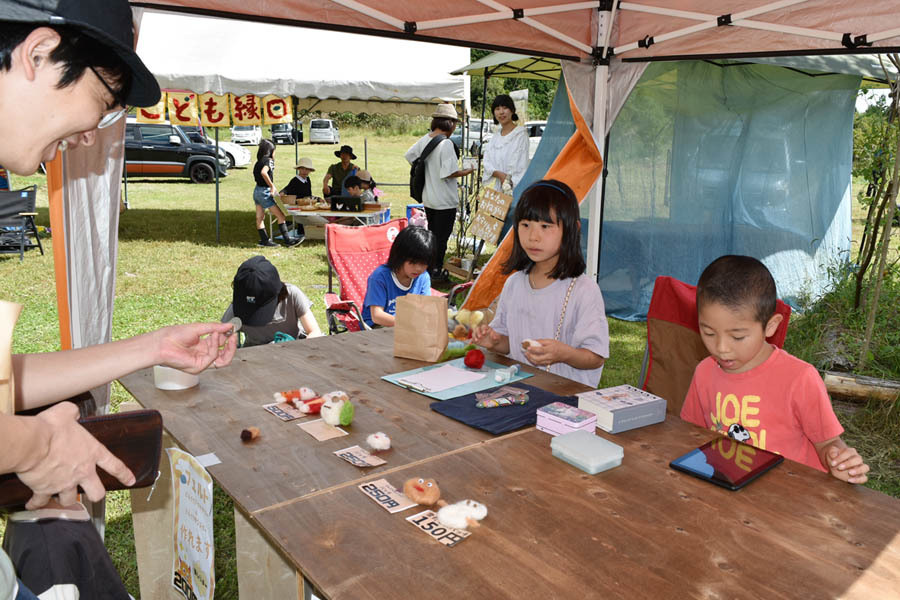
[136,10,470,116]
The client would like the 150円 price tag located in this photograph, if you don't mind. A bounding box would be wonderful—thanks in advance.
[406,510,471,547]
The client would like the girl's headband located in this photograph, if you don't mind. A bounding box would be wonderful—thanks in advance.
[523,181,570,197]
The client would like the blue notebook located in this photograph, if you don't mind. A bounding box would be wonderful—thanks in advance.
[382,358,532,401]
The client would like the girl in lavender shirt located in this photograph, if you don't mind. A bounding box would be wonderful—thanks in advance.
[471,180,609,387]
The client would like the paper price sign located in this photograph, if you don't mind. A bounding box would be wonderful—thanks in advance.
[359,479,417,513]
[469,210,504,244]
[406,510,471,547]
[334,445,387,467]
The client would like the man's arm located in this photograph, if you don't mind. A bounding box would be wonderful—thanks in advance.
[13,322,237,410]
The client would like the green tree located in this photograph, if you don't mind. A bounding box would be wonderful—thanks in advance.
[468,49,557,120]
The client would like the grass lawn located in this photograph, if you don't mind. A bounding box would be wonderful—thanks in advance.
[0,131,897,597]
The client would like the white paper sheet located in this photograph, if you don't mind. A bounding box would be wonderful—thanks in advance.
[396,364,485,393]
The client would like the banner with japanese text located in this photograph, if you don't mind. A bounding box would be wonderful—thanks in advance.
[199,93,230,127]
[169,448,214,600]
[262,95,292,124]
[231,93,261,126]
[137,93,167,123]
[167,92,199,126]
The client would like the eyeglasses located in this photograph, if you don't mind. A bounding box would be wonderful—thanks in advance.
[88,65,128,129]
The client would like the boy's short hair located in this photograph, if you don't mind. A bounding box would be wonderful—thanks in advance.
[696,255,777,324]
[343,175,362,190]
[387,226,434,272]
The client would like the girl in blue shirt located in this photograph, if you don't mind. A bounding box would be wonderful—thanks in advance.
[363,226,434,327]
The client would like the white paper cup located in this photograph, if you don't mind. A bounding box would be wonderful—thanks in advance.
[153,365,199,390]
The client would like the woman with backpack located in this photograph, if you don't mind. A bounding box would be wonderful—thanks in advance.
[404,104,474,282]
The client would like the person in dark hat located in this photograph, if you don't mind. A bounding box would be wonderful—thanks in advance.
[322,144,359,197]
[0,2,238,597]
[223,256,322,346]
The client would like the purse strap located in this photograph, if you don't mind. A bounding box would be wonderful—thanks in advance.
[554,277,577,341]
[540,277,577,373]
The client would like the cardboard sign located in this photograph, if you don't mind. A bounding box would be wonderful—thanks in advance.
[137,93,167,123]
[298,419,348,441]
[468,186,513,244]
[262,95,292,124]
[469,210,504,244]
[262,402,306,422]
[168,448,215,600]
[334,445,387,467]
[168,92,198,125]
[231,94,261,125]
[199,93,229,127]
[406,510,471,547]
[358,479,417,513]
[479,186,513,219]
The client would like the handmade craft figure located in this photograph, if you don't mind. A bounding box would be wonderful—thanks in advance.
[366,432,392,451]
[273,386,317,405]
[463,349,485,369]
[447,308,485,340]
[320,391,354,426]
[240,427,261,442]
[403,477,443,506]
[436,499,488,530]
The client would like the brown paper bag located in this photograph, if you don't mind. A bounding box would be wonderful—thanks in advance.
[393,294,448,362]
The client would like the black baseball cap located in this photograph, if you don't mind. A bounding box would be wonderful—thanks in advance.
[232,256,282,327]
[0,0,161,107]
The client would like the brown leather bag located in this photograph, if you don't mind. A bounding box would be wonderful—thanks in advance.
[0,409,163,510]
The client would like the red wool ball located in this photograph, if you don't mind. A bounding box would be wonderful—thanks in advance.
[464,349,485,369]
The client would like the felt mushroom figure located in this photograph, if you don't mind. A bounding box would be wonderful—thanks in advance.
[320,391,354,427]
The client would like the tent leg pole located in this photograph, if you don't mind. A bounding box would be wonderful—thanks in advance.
[215,128,220,244]
[364,138,368,170]
[293,96,299,165]
[475,71,491,208]
[586,63,608,281]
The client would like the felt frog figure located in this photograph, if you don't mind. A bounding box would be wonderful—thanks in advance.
[320,391,354,427]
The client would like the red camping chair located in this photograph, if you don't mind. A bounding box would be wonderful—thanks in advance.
[639,276,792,416]
[324,219,471,334]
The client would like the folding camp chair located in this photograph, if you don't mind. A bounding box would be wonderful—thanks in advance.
[0,185,44,261]
[324,219,470,334]
[639,276,791,416]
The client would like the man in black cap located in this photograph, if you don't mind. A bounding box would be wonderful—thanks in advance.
[321,144,358,197]
[0,2,238,597]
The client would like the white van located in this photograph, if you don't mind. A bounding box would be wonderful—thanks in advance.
[309,119,340,144]
[231,125,262,145]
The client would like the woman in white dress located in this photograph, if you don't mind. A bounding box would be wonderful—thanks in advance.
[481,94,529,193]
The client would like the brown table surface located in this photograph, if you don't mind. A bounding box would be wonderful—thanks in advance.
[254,421,900,600]
[118,328,582,514]
[120,329,900,599]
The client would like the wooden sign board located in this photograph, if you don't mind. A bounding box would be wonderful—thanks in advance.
[479,187,513,220]
[468,187,513,244]
[469,210,504,244]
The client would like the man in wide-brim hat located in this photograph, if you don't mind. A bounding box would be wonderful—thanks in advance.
[322,144,358,197]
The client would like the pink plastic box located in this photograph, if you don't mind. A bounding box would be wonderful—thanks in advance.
[536,402,597,436]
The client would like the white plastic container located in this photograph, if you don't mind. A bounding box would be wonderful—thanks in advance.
[550,430,624,475]
[153,365,199,390]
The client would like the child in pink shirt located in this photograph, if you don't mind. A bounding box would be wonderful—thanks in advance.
[680,255,869,483]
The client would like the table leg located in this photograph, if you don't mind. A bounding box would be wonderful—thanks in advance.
[125,400,183,599]
[235,508,304,598]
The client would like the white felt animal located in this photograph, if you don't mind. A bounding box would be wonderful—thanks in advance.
[366,432,392,451]
[320,391,353,426]
[436,499,488,530]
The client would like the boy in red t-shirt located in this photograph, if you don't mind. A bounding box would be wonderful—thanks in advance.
[680,255,869,483]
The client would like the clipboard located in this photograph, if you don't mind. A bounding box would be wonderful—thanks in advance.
[382,357,532,400]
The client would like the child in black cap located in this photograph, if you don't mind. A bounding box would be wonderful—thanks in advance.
[223,256,322,346]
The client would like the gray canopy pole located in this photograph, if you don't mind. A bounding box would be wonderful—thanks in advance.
[215,127,220,243]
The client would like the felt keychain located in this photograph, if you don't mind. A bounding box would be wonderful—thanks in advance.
[320,391,354,426]
[436,499,488,530]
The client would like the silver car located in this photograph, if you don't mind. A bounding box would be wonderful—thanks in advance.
[309,119,340,144]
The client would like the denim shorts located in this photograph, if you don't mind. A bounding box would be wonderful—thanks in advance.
[253,185,276,209]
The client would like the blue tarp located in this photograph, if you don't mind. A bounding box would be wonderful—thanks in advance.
[598,61,858,320]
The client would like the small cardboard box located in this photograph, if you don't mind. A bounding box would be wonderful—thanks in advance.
[536,402,597,437]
